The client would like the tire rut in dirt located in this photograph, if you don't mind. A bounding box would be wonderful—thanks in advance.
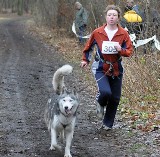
[0,17,64,157]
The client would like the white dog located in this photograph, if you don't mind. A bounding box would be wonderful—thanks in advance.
[44,64,79,157]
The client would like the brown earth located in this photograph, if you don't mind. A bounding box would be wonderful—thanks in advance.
[0,15,159,157]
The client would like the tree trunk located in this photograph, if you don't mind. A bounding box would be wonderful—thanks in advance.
[17,0,24,15]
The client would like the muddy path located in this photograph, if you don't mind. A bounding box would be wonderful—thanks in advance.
[0,15,159,157]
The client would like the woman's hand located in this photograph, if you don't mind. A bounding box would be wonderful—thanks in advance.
[80,61,88,68]
[114,43,122,52]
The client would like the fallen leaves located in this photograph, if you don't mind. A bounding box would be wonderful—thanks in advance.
[27,21,160,133]
[119,100,159,132]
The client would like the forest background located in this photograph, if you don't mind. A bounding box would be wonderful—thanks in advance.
[0,0,159,132]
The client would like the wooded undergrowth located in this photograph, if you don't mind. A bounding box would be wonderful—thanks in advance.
[1,0,160,132]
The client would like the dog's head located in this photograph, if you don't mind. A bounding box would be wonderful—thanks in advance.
[58,88,79,116]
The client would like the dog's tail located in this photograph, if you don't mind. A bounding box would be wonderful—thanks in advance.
[52,64,73,94]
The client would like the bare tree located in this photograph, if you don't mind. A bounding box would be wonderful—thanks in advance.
[0,0,159,41]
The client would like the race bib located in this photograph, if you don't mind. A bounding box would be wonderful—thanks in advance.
[102,41,119,54]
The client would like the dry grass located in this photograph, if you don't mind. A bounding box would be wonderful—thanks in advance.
[27,22,160,132]
[123,54,160,104]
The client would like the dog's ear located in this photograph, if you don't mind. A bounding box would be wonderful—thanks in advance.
[61,86,67,95]
[72,87,78,98]
[56,87,61,95]
[55,101,60,114]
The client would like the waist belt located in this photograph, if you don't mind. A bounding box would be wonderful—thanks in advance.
[95,55,122,75]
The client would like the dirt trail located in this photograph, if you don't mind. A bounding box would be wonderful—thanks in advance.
[0,15,159,157]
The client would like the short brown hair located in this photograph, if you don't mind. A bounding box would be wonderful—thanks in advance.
[104,5,121,18]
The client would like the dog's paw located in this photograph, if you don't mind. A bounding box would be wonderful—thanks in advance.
[50,144,62,151]
[64,154,72,157]
[49,145,55,151]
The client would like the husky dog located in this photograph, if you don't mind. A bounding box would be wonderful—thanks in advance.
[44,64,79,157]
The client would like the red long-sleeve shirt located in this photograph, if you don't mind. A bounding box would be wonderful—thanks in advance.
[82,24,133,76]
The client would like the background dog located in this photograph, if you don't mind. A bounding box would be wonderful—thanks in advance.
[44,64,79,157]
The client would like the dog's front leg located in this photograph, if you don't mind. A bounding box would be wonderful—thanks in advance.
[64,130,74,157]
[50,128,62,151]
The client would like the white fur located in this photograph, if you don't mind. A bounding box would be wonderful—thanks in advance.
[50,114,76,157]
[52,65,73,94]
[45,64,78,157]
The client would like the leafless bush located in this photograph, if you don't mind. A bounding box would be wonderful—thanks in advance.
[123,53,160,105]
[31,0,160,106]
[1,0,159,108]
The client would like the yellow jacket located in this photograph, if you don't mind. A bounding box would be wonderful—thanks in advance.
[123,10,142,22]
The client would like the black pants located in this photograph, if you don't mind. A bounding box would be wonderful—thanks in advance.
[94,72,123,128]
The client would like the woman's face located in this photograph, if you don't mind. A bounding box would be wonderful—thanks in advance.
[105,9,119,25]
